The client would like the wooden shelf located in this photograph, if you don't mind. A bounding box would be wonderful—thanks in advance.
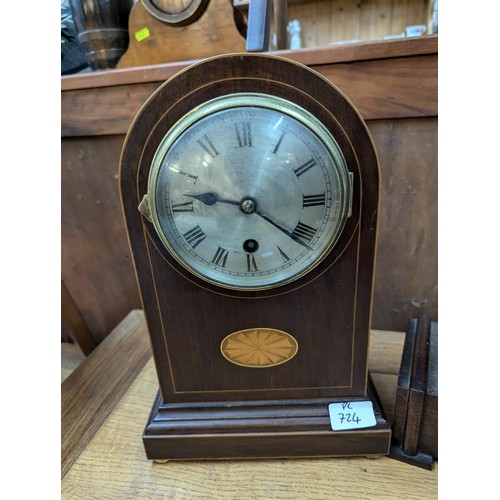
[62,35,437,91]
[61,35,437,138]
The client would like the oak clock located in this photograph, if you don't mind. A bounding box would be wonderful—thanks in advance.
[119,54,391,460]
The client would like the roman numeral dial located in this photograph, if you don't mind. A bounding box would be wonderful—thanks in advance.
[292,221,317,244]
[149,94,351,290]
[294,159,316,178]
[171,201,194,213]
[302,193,326,207]
[212,246,229,267]
[271,130,286,154]
[246,254,258,272]
[197,134,219,158]
[182,225,206,249]
[234,122,252,148]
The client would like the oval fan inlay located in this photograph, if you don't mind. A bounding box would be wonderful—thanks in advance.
[220,328,298,368]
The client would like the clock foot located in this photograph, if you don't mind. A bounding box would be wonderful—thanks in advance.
[142,378,391,461]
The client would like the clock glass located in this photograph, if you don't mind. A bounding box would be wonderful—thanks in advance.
[148,93,352,290]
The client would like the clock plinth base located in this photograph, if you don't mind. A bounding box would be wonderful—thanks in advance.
[143,379,391,461]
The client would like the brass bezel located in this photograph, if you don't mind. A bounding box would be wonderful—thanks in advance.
[146,92,352,291]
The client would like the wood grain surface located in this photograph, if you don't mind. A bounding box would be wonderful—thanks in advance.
[61,310,152,477]
[61,135,142,342]
[288,0,431,47]
[61,279,96,355]
[61,36,438,91]
[61,342,85,383]
[369,118,438,328]
[117,0,245,68]
[61,311,437,499]
[62,52,437,137]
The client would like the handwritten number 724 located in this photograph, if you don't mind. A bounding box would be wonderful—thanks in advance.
[337,412,361,424]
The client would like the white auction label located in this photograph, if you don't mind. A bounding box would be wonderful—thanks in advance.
[328,401,377,431]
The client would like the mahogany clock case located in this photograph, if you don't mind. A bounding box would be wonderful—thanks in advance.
[119,54,390,459]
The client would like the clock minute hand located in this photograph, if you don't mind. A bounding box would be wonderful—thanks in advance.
[185,192,313,251]
[254,209,313,251]
[184,192,240,207]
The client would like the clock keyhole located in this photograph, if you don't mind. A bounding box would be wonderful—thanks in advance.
[243,239,259,253]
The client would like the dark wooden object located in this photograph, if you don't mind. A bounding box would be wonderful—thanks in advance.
[273,0,288,50]
[61,310,152,477]
[68,0,134,70]
[390,315,438,469]
[120,53,391,460]
[61,280,96,356]
[61,135,142,344]
[144,380,389,460]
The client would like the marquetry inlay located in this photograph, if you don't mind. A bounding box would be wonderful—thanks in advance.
[220,328,298,368]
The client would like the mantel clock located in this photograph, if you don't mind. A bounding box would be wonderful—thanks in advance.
[120,54,391,460]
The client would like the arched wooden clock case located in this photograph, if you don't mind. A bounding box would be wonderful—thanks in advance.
[120,54,391,460]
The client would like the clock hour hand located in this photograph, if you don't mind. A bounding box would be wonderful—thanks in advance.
[185,192,313,250]
[184,192,240,207]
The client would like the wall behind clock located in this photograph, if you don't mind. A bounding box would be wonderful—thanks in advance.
[61,37,437,345]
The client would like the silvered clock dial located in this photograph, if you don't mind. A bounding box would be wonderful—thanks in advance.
[142,93,353,290]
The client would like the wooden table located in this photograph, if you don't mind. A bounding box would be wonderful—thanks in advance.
[62,310,437,499]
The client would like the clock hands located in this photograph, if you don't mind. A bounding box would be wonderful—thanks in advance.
[183,191,313,251]
[184,192,239,207]
[253,208,313,251]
